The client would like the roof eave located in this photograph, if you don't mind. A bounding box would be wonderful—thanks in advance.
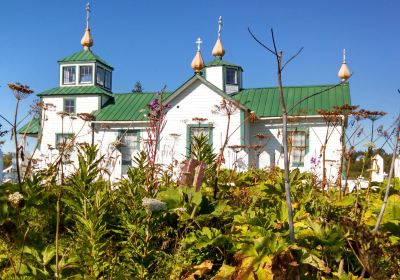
[163,74,251,113]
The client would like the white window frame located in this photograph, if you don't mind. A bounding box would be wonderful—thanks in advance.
[79,65,93,84]
[63,98,76,114]
[289,130,307,166]
[62,66,76,85]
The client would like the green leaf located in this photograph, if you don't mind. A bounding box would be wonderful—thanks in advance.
[191,191,202,206]
[157,187,183,209]
[42,245,55,266]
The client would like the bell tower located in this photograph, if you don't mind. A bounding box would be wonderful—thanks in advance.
[204,16,243,94]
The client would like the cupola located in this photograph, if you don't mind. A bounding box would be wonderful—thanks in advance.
[204,16,243,94]
[57,2,113,91]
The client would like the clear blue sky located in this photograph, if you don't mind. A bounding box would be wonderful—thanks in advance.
[0,0,399,152]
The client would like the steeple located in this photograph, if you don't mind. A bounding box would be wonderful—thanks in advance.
[338,49,351,82]
[191,37,205,73]
[80,2,94,50]
[211,16,225,58]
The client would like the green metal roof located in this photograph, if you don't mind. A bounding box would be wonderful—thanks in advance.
[233,83,351,117]
[93,82,350,122]
[58,50,113,70]
[93,92,172,121]
[18,117,40,135]
[37,85,113,98]
[206,57,242,70]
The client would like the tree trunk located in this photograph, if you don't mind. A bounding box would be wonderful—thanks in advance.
[373,119,400,234]
[277,53,295,242]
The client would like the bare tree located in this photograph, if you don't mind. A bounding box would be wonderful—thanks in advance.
[373,115,399,234]
[248,28,303,242]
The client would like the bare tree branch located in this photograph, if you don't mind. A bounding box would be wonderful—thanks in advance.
[281,47,304,71]
[288,79,352,114]
[271,28,279,59]
[0,114,13,127]
[247,27,276,56]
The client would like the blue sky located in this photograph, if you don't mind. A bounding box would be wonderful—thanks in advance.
[0,0,399,152]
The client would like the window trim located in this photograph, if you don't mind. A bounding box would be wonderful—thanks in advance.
[186,124,214,157]
[287,127,309,167]
[63,98,76,114]
[96,66,105,86]
[104,70,112,89]
[55,133,74,148]
[79,65,93,84]
[225,67,238,85]
[62,66,76,85]
[118,129,142,166]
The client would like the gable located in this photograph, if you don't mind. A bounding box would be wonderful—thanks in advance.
[164,74,250,112]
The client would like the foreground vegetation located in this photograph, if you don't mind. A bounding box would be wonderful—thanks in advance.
[1,145,400,279]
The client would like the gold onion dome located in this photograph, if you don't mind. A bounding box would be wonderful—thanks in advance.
[212,16,225,58]
[81,28,93,50]
[212,38,225,57]
[191,38,205,73]
[338,49,351,81]
[81,2,93,50]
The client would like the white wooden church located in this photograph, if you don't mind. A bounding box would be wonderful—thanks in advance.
[19,4,352,183]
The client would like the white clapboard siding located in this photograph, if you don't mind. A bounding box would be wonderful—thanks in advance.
[40,95,100,166]
[94,123,147,182]
[249,118,342,181]
[160,79,246,169]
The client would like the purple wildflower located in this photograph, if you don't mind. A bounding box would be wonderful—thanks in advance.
[310,156,320,166]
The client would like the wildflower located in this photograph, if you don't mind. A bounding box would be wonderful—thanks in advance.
[192,117,208,122]
[142,197,166,212]
[149,97,160,112]
[110,184,120,191]
[8,192,24,208]
[173,207,187,213]
[310,156,320,166]
[249,111,257,123]
[8,82,34,100]
[77,113,96,122]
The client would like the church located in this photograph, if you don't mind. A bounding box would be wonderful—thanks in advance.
[19,3,351,183]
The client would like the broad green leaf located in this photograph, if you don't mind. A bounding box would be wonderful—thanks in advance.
[157,187,183,209]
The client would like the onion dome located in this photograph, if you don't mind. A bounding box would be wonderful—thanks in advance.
[212,38,225,58]
[81,2,93,50]
[191,38,205,73]
[81,28,93,50]
[338,49,351,81]
[211,16,225,58]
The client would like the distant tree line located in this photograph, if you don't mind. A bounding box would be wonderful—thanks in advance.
[348,148,393,179]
